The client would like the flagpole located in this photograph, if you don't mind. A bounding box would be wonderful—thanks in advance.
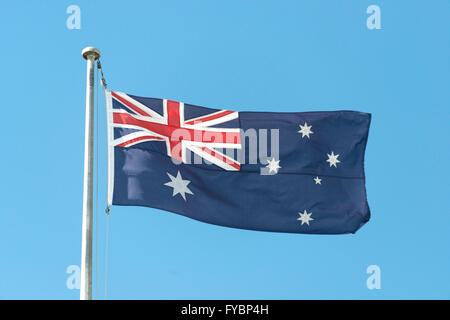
[80,47,100,300]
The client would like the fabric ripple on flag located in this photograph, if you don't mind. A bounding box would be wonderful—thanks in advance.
[106,90,371,234]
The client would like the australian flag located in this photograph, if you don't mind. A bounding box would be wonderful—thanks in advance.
[106,91,371,234]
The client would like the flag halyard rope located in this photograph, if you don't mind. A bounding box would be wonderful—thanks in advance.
[98,60,111,300]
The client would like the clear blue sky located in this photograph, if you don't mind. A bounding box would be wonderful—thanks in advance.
[0,0,448,299]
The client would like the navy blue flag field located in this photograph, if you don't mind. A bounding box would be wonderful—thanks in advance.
[106,91,371,234]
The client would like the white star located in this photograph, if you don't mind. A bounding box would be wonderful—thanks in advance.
[265,157,281,174]
[164,171,193,201]
[326,151,341,168]
[298,122,313,138]
[314,176,322,185]
[297,210,314,226]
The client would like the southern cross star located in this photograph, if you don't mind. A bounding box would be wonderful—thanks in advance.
[314,176,322,185]
[164,171,194,201]
[297,210,314,226]
[265,157,281,174]
[298,122,313,138]
[326,151,341,168]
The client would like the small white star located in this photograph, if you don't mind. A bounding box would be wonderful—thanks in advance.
[164,171,193,201]
[265,157,281,174]
[314,176,322,185]
[298,122,313,138]
[297,210,314,226]
[326,151,341,168]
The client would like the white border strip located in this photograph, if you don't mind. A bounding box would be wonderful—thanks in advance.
[187,145,240,171]
[185,110,238,127]
[105,89,114,206]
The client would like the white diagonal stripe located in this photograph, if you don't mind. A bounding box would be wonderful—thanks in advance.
[113,130,165,146]
[113,92,164,120]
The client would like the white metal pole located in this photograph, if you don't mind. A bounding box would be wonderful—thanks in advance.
[80,47,100,300]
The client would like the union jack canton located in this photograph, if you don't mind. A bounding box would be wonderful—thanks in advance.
[110,91,242,171]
